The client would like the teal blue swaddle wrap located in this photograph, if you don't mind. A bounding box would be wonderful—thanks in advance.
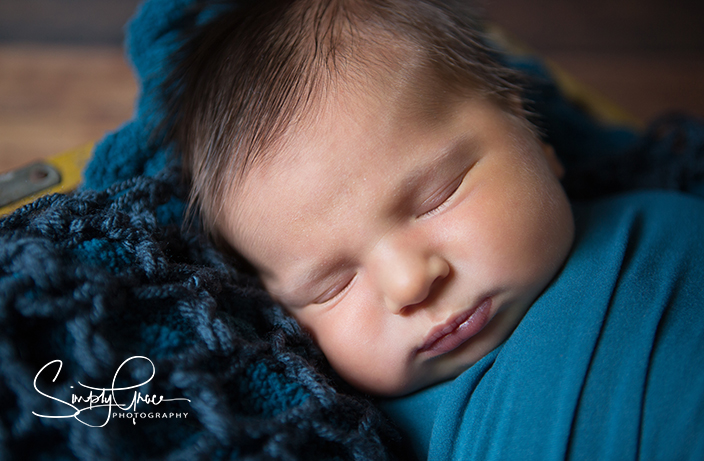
[382,190,704,461]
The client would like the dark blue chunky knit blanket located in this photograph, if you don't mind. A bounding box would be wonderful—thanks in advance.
[2,0,704,460]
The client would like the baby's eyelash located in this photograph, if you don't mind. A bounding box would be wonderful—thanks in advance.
[311,274,356,305]
[418,171,468,218]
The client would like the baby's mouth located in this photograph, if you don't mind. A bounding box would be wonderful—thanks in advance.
[418,298,493,357]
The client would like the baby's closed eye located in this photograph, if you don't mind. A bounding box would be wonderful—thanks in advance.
[311,273,357,305]
[417,162,475,219]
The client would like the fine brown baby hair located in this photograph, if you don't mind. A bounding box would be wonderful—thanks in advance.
[163,0,527,247]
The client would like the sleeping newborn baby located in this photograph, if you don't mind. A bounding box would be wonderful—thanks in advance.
[164,0,704,459]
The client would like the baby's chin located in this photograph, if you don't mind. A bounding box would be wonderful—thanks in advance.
[332,365,424,397]
[338,360,468,397]
[368,372,465,397]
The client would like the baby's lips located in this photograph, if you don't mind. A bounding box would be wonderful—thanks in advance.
[418,298,492,356]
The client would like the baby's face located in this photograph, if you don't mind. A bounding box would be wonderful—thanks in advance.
[220,80,574,396]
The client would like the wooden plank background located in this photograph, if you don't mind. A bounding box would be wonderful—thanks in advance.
[482,0,704,122]
[1,0,703,174]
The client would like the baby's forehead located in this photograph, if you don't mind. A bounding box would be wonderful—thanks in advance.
[232,64,501,218]
[227,91,492,260]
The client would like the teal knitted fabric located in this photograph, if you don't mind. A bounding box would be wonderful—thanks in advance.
[0,167,407,460]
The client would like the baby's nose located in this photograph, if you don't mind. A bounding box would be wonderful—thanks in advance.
[376,248,450,315]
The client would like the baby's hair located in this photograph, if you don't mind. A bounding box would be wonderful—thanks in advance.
[164,0,526,243]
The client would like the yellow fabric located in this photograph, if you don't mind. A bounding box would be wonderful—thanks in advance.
[0,143,92,216]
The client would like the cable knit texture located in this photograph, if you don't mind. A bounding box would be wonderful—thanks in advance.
[1,166,407,460]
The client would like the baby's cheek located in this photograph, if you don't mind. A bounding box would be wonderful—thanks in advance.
[310,306,413,395]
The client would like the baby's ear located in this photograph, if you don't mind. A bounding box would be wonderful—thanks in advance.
[541,142,565,179]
